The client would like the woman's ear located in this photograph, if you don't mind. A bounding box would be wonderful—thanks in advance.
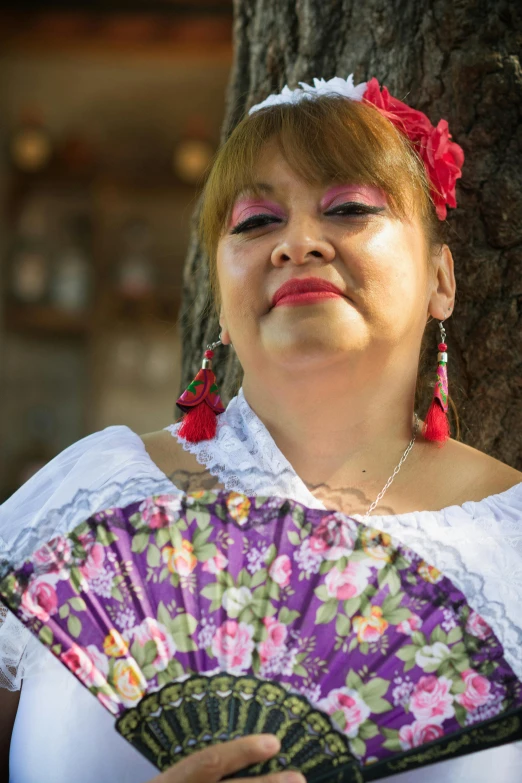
[428,244,456,321]
[219,310,232,346]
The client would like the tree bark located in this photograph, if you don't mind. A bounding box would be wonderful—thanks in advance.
[180,0,522,469]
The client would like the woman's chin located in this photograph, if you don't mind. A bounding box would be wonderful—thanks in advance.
[262,313,364,356]
[262,334,364,370]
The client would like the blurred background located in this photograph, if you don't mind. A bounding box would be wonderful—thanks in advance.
[0,1,232,500]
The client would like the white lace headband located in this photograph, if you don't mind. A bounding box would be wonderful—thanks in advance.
[248,74,464,221]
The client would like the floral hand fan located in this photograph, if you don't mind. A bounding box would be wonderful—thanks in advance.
[1,490,521,782]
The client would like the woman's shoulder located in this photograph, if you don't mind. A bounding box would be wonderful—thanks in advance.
[139,429,218,492]
[140,428,186,468]
[413,436,522,512]
[443,438,521,493]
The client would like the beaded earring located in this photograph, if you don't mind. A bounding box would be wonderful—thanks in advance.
[423,320,450,444]
[176,337,225,443]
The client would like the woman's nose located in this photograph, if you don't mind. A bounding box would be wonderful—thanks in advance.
[270,221,336,267]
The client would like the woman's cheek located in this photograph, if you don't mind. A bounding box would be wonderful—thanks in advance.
[361,221,421,281]
[218,246,266,321]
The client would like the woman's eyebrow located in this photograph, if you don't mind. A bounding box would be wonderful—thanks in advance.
[237,182,275,198]
[252,182,274,193]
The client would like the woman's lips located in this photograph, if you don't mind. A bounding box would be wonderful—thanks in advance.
[273,291,343,307]
[271,277,348,308]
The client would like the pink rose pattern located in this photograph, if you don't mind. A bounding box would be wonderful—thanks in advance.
[268,554,292,587]
[465,610,493,641]
[132,618,177,672]
[318,687,371,738]
[310,514,357,560]
[20,578,58,622]
[258,616,287,664]
[409,675,455,724]
[79,542,105,580]
[2,491,521,770]
[399,721,444,749]
[202,549,228,574]
[138,495,181,529]
[325,560,370,600]
[72,530,106,582]
[211,620,255,673]
[33,536,72,577]
[397,614,422,635]
[61,642,109,689]
[457,669,492,712]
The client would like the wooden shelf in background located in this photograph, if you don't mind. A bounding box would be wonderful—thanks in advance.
[4,303,94,337]
[0,10,233,62]
[108,290,181,324]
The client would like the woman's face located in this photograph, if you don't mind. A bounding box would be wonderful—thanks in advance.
[216,139,446,379]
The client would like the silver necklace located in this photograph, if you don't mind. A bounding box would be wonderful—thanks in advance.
[361,413,420,522]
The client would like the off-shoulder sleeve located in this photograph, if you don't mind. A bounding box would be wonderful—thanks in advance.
[460,480,522,523]
[0,425,179,690]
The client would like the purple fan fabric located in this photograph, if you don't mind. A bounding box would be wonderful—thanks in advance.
[1,489,521,770]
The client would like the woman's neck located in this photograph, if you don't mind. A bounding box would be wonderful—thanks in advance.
[241,359,420,491]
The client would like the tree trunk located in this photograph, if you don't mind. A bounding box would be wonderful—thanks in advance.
[180,0,522,469]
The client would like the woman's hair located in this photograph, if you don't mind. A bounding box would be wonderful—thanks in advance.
[198,94,456,434]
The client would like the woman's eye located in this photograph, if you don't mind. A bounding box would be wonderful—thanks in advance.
[230,214,282,234]
[324,201,385,217]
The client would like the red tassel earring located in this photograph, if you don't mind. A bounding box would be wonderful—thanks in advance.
[423,320,450,445]
[176,337,225,443]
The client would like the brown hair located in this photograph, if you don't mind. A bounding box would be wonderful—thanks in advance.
[198,94,456,434]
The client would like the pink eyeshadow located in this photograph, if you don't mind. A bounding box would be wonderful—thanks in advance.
[230,198,285,227]
[320,184,387,210]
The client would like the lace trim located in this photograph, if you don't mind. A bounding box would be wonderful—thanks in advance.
[165,390,324,507]
[0,607,57,691]
[0,475,177,579]
[167,390,522,681]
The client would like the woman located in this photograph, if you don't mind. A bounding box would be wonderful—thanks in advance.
[1,75,521,783]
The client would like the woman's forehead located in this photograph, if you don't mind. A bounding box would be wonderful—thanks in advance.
[232,179,388,207]
[232,141,386,201]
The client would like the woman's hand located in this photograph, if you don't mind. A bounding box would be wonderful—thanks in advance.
[147,734,305,783]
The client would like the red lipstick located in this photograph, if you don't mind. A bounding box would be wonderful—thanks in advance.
[272,277,347,308]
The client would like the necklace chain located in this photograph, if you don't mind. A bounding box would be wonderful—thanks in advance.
[361,413,420,522]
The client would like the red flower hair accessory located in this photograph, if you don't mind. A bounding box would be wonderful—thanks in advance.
[362,78,464,220]
[249,75,465,221]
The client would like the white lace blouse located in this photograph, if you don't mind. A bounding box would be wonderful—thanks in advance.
[1,389,521,783]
